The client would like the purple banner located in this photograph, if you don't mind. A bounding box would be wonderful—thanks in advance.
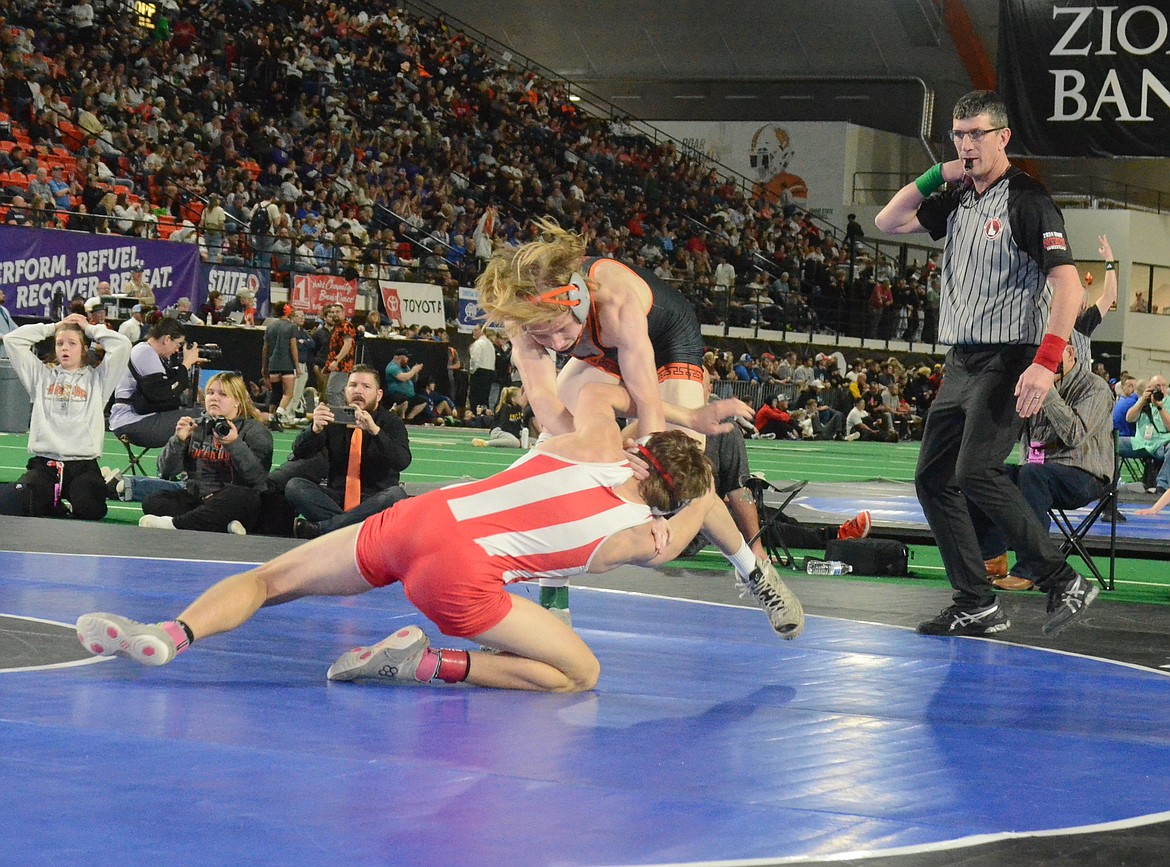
[0,226,200,317]
[198,262,271,320]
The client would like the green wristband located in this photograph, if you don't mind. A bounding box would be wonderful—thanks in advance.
[914,163,945,198]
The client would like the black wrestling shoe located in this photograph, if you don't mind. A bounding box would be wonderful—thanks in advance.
[917,602,1010,636]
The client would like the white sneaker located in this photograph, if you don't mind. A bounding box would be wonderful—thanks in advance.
[138,514,176,529]
[76,612,179,666]
[227,520,247,536]
[737,557,805,639]
[327,625,430,682]
[844,432,861,441]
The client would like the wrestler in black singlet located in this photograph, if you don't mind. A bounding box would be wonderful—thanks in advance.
[564,257,703,382]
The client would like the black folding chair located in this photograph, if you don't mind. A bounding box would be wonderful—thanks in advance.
[1048,439,1121,592]
[117,434,153,477]
[744,476,808,569]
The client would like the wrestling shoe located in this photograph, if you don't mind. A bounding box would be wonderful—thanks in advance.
[837,510,872,541]
[917,602,1009,636]
[1042,573,1099,637]
[227,520,247,536]
[76,613,181,666]
[737,556,804,639]
[326,625,430,682]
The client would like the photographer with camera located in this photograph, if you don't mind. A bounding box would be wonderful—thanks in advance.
[138,372,274,534]
[286,365,412,539]
[1122,373,1170,496]
[109,318,202,449]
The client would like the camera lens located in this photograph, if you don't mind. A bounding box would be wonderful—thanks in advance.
[211,417,232,437]
[1154,389,1165,402]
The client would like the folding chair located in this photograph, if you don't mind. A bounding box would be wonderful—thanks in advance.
[1048,438,1121,592]
[743,477,807,569]
[117,434,153,477]
[1120,454,1154,486]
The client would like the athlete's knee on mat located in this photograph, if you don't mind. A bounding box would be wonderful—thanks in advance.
[558,654,600,692]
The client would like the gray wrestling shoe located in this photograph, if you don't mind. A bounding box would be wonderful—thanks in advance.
[738,557,805,639]
[1042,573,1099,637]
[327,625,430,682]
[76,612,178,666]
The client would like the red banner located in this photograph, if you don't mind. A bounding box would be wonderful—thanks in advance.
[289,274,358,314]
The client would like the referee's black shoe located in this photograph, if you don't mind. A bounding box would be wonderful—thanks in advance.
[1042,573,1099,637]
[917,602,1009,636]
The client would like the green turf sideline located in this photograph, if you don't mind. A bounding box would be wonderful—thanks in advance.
[3,429,1169,604]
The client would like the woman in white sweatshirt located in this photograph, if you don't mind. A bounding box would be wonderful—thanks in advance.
[1,313,130,519]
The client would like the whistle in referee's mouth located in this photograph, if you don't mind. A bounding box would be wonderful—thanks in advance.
[963,158,974,172]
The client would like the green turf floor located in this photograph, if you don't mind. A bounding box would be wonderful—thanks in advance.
[3,426,1168,606]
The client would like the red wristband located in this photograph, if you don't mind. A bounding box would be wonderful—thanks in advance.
[1033,333,1067,372]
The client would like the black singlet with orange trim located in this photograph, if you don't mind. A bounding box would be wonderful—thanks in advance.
[565,257,703,381]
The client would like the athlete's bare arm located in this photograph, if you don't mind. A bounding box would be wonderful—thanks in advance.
[509,328,575,435]
[592,262,667,434]
[590,487,719,571]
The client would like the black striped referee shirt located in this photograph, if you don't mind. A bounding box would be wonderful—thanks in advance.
[917,166,1076,346]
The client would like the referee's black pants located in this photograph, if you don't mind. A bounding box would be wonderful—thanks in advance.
[915,345,1075,609]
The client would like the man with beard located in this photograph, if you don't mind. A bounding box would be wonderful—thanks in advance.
[285,365,411,539]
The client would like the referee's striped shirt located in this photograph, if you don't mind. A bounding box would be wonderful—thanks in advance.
[917,166,1076,346]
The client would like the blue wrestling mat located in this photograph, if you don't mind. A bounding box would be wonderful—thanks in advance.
[781,479,1170,547]
[3,551,1170,864]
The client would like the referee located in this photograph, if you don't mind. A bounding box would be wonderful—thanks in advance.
[875,89,1097,638]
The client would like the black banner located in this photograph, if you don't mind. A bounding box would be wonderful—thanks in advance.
[998,1,1170,156]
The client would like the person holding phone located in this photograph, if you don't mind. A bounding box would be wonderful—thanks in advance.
[286,365,412,539]
[137,372,274,534]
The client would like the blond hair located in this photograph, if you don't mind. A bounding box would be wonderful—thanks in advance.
[495,385,523,415]
[475,217,588,328]
[206,372,263,422]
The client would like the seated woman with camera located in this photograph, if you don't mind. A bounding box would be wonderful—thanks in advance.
[138,372,274,534]
[109,318,203,449]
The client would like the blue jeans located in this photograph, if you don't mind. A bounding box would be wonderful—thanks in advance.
[1118,436,1170,490]
[121,476,185,502]
[284,478,408,533]
[970,462,1105,580]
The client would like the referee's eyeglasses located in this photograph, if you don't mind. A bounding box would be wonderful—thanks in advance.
[948,127,1005,144]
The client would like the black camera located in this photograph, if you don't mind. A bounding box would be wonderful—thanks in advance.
[199,343,224,362]
[207,416,232,438]
[1153,388,1165,403]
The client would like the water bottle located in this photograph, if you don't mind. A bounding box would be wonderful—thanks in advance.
[805,558,852,575]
